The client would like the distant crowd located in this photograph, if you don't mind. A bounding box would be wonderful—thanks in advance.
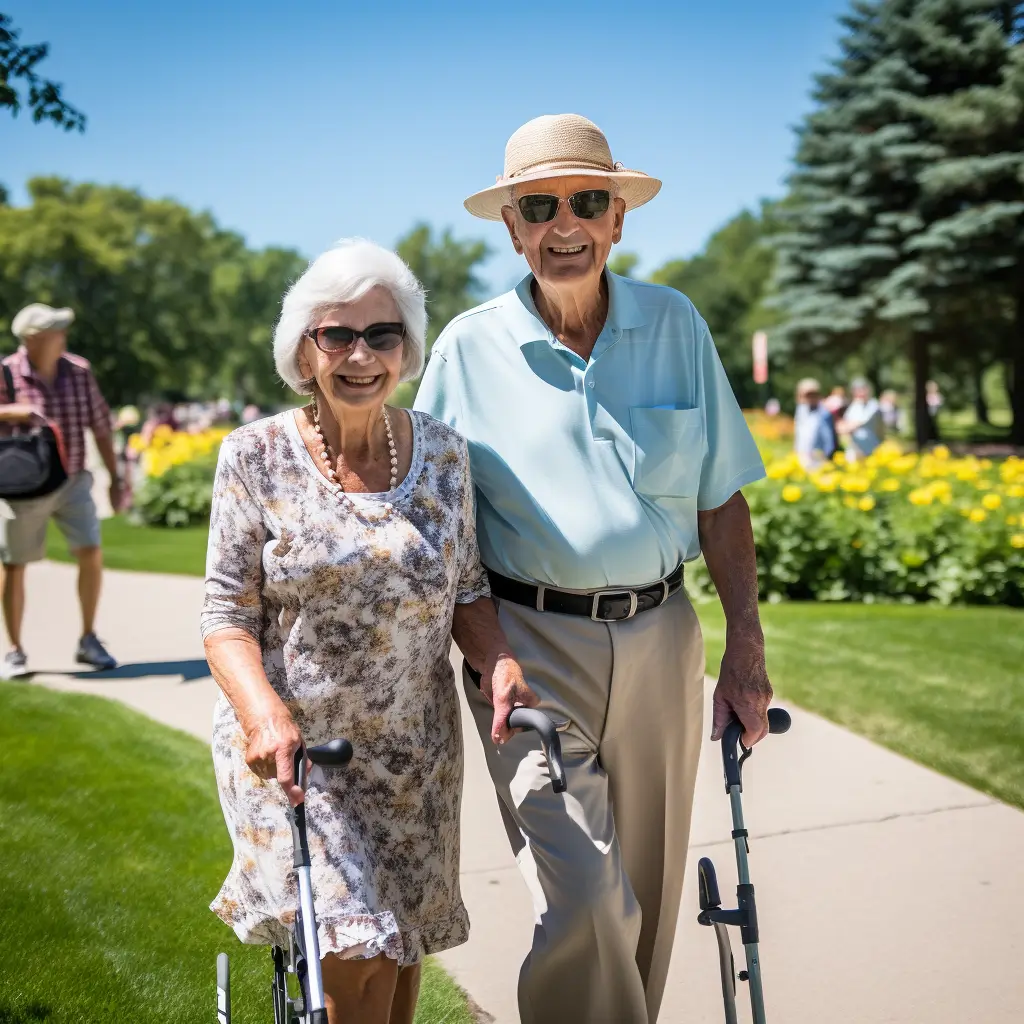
[789,377,943,468]
[111,398,268,496]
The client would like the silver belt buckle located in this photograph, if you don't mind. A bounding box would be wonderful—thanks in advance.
[591,589,639,622]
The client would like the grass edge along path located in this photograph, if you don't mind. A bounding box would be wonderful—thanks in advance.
[0,683,474,1024]
[45,524,1024,828]
[696,599,1024,810]
[46,516,209,577]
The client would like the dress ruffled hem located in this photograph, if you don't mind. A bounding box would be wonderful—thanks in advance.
[211,895,469,968]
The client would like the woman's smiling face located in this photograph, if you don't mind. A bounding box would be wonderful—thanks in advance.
[298,286,405,410]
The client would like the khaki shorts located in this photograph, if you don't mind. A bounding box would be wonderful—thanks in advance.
[0,471,101,565]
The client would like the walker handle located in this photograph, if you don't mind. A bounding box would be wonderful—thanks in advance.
[292,738,354,791]
[508,708,568,793]
[722,708,791,792]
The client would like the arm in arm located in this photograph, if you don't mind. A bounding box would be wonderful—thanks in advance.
[452,598,537,744]
[449,432,537,743]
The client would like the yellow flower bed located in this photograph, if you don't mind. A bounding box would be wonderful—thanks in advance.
[128,425,232,527]
[748,441,1024,604]
[129,425,232,479]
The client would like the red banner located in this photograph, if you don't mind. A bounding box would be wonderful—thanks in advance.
[752,331,768,384]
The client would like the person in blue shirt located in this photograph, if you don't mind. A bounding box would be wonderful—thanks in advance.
[793,377,837,468]
[416,114,773,1024]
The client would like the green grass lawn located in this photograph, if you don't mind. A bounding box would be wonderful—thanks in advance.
[695,599,1024,809]
[0,683,474,1024]
[46,516,209,576]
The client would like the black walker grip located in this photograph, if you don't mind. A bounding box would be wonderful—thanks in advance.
[508,708,568,793]
[308,738,354,767]
[721,707,791,791]
[289,739,353,868]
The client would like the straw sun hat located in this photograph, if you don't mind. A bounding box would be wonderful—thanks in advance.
[464,113,662,221]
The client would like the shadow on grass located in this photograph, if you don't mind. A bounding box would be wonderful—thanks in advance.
[0,1003,54,1023]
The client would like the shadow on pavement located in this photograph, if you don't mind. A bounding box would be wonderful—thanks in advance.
[64,658,212,682]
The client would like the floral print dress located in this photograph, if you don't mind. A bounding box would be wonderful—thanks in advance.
[200,409,489,964]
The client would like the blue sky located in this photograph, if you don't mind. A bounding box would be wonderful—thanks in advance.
[3,0,847,292]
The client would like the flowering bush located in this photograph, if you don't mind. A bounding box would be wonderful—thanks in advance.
[745,409,795,444]
[735,443,1024,605]
[128,426,230,527]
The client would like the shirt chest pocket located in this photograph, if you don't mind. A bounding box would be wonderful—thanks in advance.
[629,406,705,498]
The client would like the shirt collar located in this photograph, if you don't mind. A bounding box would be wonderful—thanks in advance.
[17,345,68,382]
[508,269,646,347]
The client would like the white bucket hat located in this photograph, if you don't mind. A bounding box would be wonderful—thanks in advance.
[464,113,662,221]
[11,303,75,339]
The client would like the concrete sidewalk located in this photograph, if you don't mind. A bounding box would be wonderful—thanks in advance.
[16,561,1024,1023]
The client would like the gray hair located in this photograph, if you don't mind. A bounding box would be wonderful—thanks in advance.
[273,238,427,395]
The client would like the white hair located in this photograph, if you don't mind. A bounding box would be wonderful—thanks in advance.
[274,238,427,395]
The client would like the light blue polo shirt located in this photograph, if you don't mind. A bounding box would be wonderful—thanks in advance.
[414,271,765,590]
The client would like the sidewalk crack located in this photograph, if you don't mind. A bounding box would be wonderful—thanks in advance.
[690,799,997,849]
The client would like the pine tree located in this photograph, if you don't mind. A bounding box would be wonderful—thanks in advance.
[773,0,1023,446]
[908,6,1024,441]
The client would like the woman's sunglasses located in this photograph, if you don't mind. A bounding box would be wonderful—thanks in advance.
[517,189,611,225]
[305,322,406,353]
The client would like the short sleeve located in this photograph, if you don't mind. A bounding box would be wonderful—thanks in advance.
[454,435,490,605]
[414,348,463,430]
[86,371,113,438]
[697,327,766,511]
[200,438,268,640]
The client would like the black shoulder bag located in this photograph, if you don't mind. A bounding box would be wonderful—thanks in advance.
[0,364,68,500]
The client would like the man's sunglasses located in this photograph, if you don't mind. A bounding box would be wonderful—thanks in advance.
[305,322,406,353]
[517,189,611,225]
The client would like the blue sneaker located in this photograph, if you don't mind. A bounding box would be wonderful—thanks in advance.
[76,633,117,671]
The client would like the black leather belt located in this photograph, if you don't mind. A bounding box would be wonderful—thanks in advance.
[486,566,684,622]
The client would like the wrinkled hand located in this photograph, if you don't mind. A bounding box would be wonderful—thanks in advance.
[242,708,306,807]
[480,653,540,745]
[711,632,772,748]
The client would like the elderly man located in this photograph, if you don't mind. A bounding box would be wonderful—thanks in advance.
[794,376,837,469]
[416,114,773,1024]
[0,304,120,677]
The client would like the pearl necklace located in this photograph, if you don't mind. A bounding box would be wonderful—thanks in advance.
[312,402,398,510]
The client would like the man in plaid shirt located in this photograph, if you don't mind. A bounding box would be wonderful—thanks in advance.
[0,304,121,676]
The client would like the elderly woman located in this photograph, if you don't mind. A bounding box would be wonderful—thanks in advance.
[201,240,535,1024]
[838,377,885,461]
[416,115,772,1023]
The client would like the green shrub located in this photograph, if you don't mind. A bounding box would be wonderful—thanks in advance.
[130,450,219,527]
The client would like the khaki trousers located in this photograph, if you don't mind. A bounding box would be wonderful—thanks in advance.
[463,591,705,1024]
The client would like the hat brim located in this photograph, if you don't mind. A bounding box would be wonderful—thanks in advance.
[47,309,75,331]
[464,168,662,221]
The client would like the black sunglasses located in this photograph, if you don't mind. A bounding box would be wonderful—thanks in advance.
[517,189,611,225]
[305,322,406,353]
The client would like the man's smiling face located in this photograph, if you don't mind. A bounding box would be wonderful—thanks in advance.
[502,175,625,289]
